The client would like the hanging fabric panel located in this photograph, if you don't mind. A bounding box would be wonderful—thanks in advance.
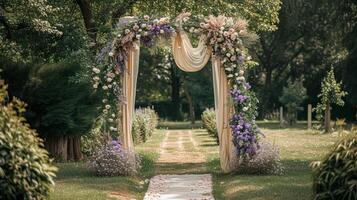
[120,41,140,151]
[172,31,211,72]
[212,55,238,173]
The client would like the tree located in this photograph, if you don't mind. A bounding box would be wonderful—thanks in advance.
[279,78,307,125]
[1,61,101,161]
[315,68,347,133]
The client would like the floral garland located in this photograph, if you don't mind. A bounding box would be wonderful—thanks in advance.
[92,13,261,159]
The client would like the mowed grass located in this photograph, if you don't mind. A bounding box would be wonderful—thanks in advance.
[49,132,162,200]
[50,124,341,200]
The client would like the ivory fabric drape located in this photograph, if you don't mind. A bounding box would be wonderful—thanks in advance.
[120,41,140,151]
[212,56,238,173]
[172,31,211,72]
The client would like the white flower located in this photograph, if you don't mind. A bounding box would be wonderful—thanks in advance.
[108,52,114,57]
[160,29,164,34]
[93,84,98,89]
[105,105,111,109]
[147,25,152,29]
[235,48,240,52]
[93,76,100,81]
[247,56,252,61]
[117,33,121,38]
[232,64,237,68]
[133,24,139,30]
[239,70,245,76]
[92,67,100,74]
[225,67,232,71]
[107,77,113,82]
[102,86,108,90]
[230,56,237,61]
[227,74,234,78]
[236,76,245,81]
[189,27,194,33]
[103,109,108,114]
[109,126,115,131]
[226,53,231,57]
[124,29,130,34]
[144,15,150,20]
[108,118,114,122]
[108,84,112,88]
[243,107,248,112]
[111,114,115,118]
[220,27,225,31]
[102,99,108,103]
[223,31,228,36]
[153,19,158,24]
[222,47,226,52]
[141,23,147,28]
[136,34,141,39]
[226,18,234,27]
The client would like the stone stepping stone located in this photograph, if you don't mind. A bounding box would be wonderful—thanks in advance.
[144,174,214,200]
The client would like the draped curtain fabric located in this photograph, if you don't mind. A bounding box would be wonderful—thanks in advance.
[120,41,140,151]
[172,31,211,71]
[120,31,237,173]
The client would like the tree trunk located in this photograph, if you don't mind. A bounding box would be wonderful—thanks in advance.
[67,136,74,161]
[73,136,83,161]
[76,0,97,45]
[183,86,195,124]
[45,135,68,161]
[170,65,182,120]
[325,102,331,133]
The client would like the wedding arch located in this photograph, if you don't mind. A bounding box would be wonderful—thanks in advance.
[92,13,262,173]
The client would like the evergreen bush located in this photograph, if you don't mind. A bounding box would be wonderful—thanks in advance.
[312,135,357,200]
[0,83,57,200]
[132,107,158,144]
[201,108,218,143]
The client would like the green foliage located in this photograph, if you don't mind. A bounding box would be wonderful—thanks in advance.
[81,116,109,157]
[0,83,57,200]
[132,107,158,144]
[315,68,347,123]
[20,62,101,138]
[201,108,218,143]
[311,134,357,200]
[279,78,307,124]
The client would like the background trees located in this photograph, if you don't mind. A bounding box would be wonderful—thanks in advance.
[0,0,357,159]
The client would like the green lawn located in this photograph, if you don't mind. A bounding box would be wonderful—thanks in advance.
[50,126,340,200]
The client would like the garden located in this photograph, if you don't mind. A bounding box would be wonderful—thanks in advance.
[1,0,357,200]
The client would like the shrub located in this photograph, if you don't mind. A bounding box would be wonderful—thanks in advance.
[201,108,218,143]
[312,135,357,200]
[0,83,57,200]
[132,107,158,144]
[88,140,141,176]
[237,141,284,175]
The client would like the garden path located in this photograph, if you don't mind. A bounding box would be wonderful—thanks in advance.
[144,130,214,200]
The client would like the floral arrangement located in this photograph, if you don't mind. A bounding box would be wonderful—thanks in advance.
[88,140,141,176]
[91,13,261,159]
[192,14,262,158]
[92,15,176,136]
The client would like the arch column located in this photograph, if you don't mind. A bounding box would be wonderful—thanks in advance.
[119,41,140,151]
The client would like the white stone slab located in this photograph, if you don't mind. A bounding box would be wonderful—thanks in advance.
[144,174,214,200]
